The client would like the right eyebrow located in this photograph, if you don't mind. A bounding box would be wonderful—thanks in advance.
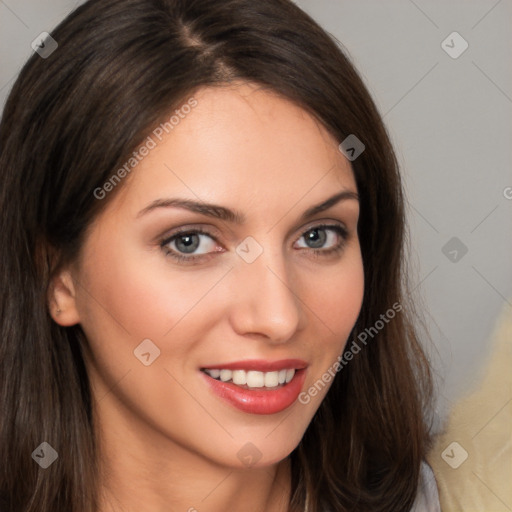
[136,197,246,223]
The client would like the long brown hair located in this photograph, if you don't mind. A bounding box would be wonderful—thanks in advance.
[0,0,434,510]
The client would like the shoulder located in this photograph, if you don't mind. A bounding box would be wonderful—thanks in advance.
[409,460,441,512]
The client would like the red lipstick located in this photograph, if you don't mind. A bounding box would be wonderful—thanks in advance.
[199,359,308,415]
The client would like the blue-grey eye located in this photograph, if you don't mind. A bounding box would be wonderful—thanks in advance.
[164,230,217,255]
[296,226,343,250]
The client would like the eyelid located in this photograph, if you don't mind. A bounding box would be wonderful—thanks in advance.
[158,224,221,243]
[299,218,348,234]
[159,219,349,246]
[159,226,221,248]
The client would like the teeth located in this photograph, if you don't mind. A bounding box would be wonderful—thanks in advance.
[247,371,265,387]
[264,371,279,387]
[208,369,221,379]
[232,370,247,385]
[219,369,232,382]
[203,368,296,388]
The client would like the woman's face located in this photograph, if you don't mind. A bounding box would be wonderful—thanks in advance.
[58,82,364,469]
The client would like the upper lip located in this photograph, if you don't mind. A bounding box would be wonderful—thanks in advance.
[201,359,308,372]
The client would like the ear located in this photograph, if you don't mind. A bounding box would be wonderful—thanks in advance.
[48,268,81,326]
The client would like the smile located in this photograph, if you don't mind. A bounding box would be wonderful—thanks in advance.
[200,361,308,414]
[201,368,296,389]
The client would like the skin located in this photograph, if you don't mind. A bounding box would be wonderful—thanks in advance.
[50,82,364,512]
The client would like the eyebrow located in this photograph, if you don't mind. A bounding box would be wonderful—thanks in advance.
[136,189,359,223]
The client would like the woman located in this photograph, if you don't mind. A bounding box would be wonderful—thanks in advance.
[0,0,439,510]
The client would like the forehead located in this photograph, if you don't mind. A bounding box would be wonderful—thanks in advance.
[107,82,356,217]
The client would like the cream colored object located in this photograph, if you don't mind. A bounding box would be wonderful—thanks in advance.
[427,302,512,511]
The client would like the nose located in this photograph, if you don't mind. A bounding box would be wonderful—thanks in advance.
[228,246,304,343]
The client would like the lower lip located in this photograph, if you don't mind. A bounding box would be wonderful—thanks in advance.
[200,369,307,415]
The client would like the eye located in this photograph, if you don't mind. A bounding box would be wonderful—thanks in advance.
[160,223,349,265]
[294,224,348,257]
[160,228,222,264]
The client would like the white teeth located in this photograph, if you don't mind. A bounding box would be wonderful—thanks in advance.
[232,370,247,385]
[264,371,279,387]
[203,368,297,388]
[219,369,232,382]
[208,369,221,379]
[246,371,264,387]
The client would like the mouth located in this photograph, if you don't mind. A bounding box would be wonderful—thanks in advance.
[200,367,297,390]
[199,359,309,415]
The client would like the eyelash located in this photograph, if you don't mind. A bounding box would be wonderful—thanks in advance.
[159,223,349,265]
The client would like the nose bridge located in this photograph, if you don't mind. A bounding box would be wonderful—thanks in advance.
[230,237,302,341]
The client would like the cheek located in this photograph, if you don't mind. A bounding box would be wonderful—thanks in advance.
[76,235,232,342]
[312,252,364,340]
[296,252,364,406]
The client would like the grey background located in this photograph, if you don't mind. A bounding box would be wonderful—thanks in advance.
[1,0,511,426]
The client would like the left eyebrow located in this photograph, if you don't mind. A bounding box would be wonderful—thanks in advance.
[299,189,359,221]
[136,189,359,223]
